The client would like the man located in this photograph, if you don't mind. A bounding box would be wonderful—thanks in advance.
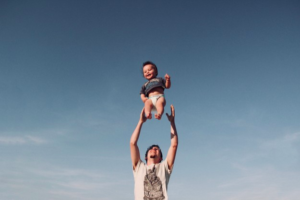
[130,105,178,200]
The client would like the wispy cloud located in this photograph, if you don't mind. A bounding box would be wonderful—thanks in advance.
[56,181,104,190]
[1,162,132,200]
[30,166,131,190]
[0,135,47,145]
[198,131,300,200]
[0,136,26,144]
[0,128,74,145]
[257,132,300,160]
[216,163,300,200]
[25,135,47,144]
[33,168,104,179]
[260,132,300,149]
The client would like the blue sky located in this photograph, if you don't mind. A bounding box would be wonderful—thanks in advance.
[1,0,300,199]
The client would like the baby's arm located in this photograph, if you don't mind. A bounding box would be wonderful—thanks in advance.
[165,74,171,89]
[140,94,148,103]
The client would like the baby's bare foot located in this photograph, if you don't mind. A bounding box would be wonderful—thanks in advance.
[155,113,162,120]
[146,112,152,119]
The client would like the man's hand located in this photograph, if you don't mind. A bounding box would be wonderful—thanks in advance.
[130,108,147,169]
[166,104,178,170]
[140,108,147,123]
[166,105,175,123]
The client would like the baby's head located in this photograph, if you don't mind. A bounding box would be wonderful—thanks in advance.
[142,61,158,80]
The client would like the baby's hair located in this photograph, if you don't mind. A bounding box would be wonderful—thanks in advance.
[142,61,158,77]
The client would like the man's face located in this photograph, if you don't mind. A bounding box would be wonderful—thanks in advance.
[146,146,162,163]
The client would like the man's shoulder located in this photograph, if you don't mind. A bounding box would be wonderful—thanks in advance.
[133,160,146,172]
[159,160,172,174]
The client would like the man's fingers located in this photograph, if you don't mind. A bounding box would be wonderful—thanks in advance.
[141,108,145,115]
[140,108,147,121]
[170,105,175,116]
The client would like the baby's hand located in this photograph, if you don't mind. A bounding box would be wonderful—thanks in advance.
[165,74,171,89]
[165,74,170,80]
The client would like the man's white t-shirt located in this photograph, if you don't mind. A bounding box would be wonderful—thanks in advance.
[133,160,172,200]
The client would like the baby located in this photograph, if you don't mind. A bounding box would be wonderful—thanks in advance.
[140,61,171,120]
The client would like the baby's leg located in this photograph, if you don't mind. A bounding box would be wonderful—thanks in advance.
[144,99,153,119]
[154,97,166,120]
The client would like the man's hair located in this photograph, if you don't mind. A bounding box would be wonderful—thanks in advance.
[142,61,158,76]
[145,144,163,162]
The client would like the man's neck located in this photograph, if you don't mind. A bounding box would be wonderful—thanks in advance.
[147,159,160,166]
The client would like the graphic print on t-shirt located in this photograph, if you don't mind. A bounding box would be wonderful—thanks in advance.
[143,166,165,200]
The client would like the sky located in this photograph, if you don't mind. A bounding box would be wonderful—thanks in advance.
[0,0,300,199]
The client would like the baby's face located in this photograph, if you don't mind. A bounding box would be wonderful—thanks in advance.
[143,64,157,80]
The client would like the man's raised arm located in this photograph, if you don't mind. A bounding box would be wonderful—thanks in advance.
[130,108,147,170]
[166,105,178,170]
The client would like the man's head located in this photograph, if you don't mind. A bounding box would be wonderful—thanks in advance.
[145,144,163,163]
